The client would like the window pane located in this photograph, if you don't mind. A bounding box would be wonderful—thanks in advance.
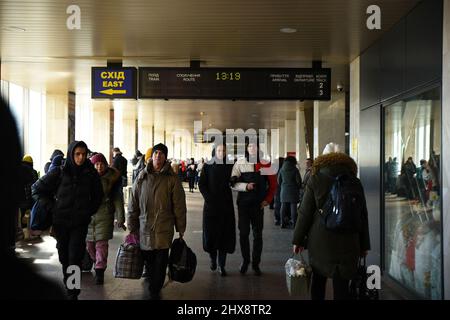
[384,87,442,299]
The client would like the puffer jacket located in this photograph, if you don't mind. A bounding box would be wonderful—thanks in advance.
[292,152,371,280]
[32,141,103,228]
[87,167,122,241]
[127,161,187,250]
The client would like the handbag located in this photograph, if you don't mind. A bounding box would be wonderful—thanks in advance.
[285,252,312,297]
[349,257,379,300]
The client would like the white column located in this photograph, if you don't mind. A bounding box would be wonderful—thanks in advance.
[278,127,285,158]
[138,104,153,154]
[43,94,68,163]
[271,128,280,160]
[296,105,308,176]
[284,120,296,157]
[350,57,361,166]
[442,0,450,300]
[114,101,137,162]
[313,92,346,158]
[91,101,110,158]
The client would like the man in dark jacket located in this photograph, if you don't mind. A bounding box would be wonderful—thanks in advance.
[32,140,103,300]
[128,143,186,300]
[292,143,370,300]
[230,141,277,276]
[112,147,127,233]
[18,155,39,233]
[112,147,128,187]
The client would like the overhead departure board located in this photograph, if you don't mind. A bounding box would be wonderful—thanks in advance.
[139,67,331,100]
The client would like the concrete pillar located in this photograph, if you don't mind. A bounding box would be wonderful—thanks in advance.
[296,105,308,176]
[442,0,450,300]
[43,94,68,165]
[114,101,137,162]
[137,105,153,154]
[313,92,346,158]
[350,57,361,166]
[91,101,110,158]
[284,120,296,157]
[278,127,285,158]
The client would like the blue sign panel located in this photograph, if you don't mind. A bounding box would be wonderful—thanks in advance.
[92,67,137,99]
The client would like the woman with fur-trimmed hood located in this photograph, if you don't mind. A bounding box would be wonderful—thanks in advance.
[292,142,371,300]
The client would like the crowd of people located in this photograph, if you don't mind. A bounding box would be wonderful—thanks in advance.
[5,90,371,300]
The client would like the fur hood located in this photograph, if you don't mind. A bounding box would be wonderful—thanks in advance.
[312,152,357,176]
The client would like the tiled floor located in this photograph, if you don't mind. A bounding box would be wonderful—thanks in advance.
[16,184,407,300]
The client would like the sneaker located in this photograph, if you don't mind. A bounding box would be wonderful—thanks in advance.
[210,261,217,271]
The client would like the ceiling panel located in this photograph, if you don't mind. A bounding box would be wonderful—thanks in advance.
[0,0,420,132]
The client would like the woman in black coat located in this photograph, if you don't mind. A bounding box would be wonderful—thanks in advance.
[199,143,236,276]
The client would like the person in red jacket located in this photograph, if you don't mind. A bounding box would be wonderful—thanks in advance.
[230,140,277,276]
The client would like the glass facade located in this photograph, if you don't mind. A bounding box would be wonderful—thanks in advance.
[384,87,442,299]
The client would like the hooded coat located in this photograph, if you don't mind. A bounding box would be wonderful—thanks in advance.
[44,149,64,174]
[292,152,371,280]
[199,155,236,254]
[277,160,302,203]
[127,160,187,250]
[87,167,122,241]
[32,141,103,228]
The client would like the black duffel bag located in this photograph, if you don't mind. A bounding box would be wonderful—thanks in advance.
[168,238,196,283]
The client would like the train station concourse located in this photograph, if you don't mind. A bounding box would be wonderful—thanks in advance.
[1,0,450,307]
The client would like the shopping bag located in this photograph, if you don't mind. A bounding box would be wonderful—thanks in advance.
[113,235,143,279]
[285,252,312,297]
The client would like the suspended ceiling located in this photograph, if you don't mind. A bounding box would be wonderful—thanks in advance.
[0,0,421,131]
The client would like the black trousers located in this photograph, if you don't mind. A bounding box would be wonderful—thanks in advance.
[141,249,170,296]
[53,224,89,296]
[238,204,264,266]
[310,268,351,300]
[209,250,227,267]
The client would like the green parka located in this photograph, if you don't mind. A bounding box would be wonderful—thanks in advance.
[292,152,371,280]
[127,161,187,250]
[87,167,122,241]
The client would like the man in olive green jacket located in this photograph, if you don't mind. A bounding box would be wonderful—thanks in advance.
[127,143,187,300]
[292,145,370,300]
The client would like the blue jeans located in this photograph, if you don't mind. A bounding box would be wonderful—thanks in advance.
[281,202,298,226]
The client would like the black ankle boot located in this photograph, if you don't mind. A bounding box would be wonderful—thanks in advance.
[219,266,227,277]
[95,269,105,285]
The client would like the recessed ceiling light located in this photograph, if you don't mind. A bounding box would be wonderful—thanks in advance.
[3,26,26,32]
[200,112,205,116]
[280,27,297,34]
[257,102,264,105]
[251,114,259,118]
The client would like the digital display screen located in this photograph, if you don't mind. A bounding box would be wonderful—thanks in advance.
[139,67,331,100]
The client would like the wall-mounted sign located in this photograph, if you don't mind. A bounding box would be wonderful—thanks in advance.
[139,67,331,100]
[92,67,137,99]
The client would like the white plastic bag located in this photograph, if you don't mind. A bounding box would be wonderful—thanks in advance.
[285,253,312,297]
